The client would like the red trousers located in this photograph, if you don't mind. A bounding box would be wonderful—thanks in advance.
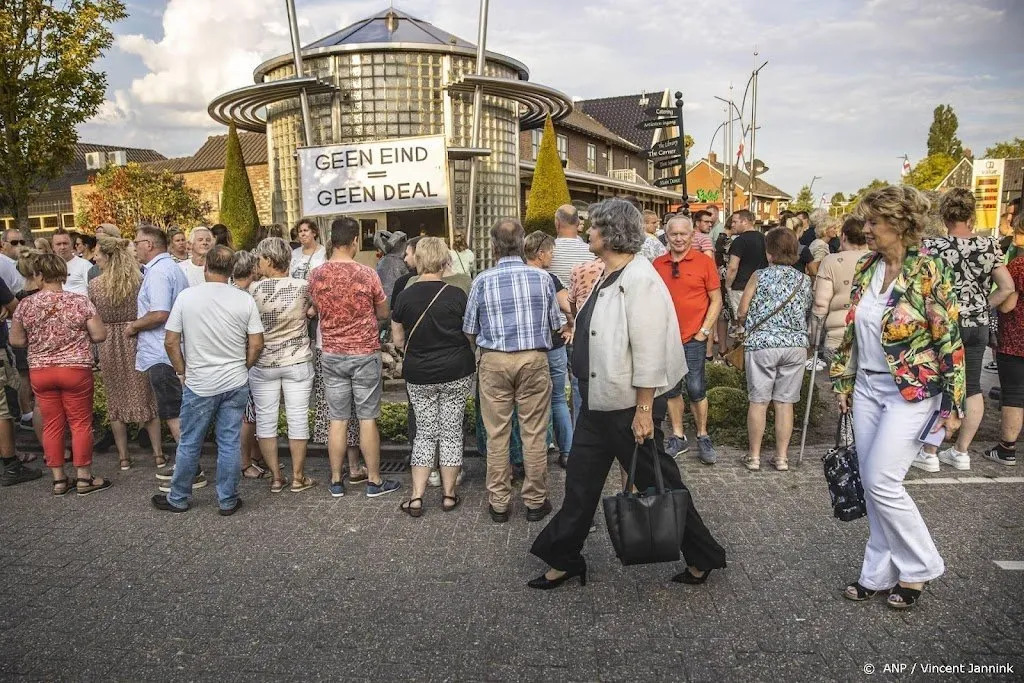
[29,366,94,469]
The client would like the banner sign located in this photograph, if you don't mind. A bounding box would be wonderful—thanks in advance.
[972,158,1004,233]
[298,134,449,216]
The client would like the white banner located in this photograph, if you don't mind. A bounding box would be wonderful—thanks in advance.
[298,134,449,216]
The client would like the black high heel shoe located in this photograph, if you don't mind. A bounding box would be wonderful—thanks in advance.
[527,564,587,590]
[671,567,712,585]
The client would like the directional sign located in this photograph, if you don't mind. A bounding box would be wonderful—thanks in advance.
[654,156,682,170]
[644,106,677,118]
[653,175,683,188]
[648,147,679,160]
[651,137,681,154]
[636,118,676,131]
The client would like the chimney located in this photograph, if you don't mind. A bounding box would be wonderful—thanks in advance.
[708,151,717,164]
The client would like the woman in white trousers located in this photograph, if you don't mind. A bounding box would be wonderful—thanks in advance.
[831,186,966,610]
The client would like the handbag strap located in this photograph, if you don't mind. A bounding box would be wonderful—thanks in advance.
[834,412,852,448]
[623,440,667,495]
[404,284,448,353]
[746,283,801,336]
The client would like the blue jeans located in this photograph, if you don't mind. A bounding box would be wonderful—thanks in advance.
[665,340,709,401]
[548,346,573,455]
[167,384,250,511]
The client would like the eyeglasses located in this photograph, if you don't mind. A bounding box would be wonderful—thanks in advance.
[133,239,152,247]
[6,240,25,246]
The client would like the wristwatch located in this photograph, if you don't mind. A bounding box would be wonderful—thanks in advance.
[699,327,711,337]
[637,404,651,413]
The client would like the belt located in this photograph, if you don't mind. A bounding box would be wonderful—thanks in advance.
[861,368,889,375]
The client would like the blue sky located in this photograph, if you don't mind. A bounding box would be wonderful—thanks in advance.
[79,0,1024,199]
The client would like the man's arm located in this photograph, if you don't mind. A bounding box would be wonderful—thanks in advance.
[245,333,264,369]
[127,310,169,336]
[725,254,740,291]
[164,330,186,375]
[697,288,723,340]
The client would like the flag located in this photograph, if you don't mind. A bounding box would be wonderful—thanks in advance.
[820,193,829,206]
[736,142,744,162]
[901,156,911,177]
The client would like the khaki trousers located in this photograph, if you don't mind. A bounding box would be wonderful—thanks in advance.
[478,350,552,510]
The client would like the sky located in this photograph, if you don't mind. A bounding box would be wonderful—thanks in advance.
[78,0,1024,200]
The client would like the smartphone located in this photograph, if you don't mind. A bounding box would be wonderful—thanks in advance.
[917,410,945,447]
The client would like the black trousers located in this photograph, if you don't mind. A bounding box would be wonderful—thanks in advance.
[530,397,727,573]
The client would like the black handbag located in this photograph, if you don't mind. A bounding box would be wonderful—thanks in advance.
[822,413,867,522]
[602,441,689,566]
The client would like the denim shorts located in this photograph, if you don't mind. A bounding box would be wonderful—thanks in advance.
[321,352,382,421]
[146,363,183,419]
[665,339,708,402]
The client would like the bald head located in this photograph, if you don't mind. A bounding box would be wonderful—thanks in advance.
[554,204,580,237]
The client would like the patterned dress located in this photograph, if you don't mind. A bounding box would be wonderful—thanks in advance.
[88,278,158,424]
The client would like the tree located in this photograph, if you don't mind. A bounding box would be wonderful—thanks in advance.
[524,116,571,236]
[830,192,847,205]
[983,137,1024,159]
[219,123,260,249]
[853,179,890,199]
[0,0,127,234]
[682,134,695,160]
[789,185,815,212]
[904,153,957,190]
[926,104,963,158]
[75,163,210,238]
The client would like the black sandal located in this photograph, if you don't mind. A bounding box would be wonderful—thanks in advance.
[75,476,112,496]
[52,479,73,497]
[843,582,881,602]
[887,584,922,610]
[672,567,712,585]
[442,495,461,512]
[399,498,424,518]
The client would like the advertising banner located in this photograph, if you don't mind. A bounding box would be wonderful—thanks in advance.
[972,158,1004,234]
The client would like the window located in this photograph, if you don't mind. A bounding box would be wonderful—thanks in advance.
[62,213,76,228]
[556,134,568,162]
[586,144,596,173]
[624,154,631,171]
[531,129,542,159]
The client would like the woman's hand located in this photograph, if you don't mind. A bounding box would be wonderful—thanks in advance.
[937,412,961,436]
[631,408,654,444]
[837,393,851,414]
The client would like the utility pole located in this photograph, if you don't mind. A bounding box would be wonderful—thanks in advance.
[809,175,822,195]
[285,0,313,147]
[748,48,759,216]
[464,0,490,249]
[675,92,690,216]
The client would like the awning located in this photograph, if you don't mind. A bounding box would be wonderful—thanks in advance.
[208,78,337,132]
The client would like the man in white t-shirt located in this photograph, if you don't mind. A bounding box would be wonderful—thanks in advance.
[0,229,26,294]
[152,245,264,515]
[549,204,595,284]
[179,226,214,287]
[51,230,92,295]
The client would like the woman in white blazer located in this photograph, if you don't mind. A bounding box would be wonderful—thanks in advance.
[528,198,728,590]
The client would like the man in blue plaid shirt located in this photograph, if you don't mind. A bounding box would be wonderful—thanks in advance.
[465,218,563,523]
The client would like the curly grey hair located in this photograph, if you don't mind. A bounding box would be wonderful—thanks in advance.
[588,198,644,254]
[254,237,292,273]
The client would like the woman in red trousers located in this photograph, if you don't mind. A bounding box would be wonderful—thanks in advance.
[10,251,110,496]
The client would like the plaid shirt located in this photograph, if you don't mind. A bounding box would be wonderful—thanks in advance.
[464,257,561,352]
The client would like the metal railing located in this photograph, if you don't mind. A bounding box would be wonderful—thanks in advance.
[607,168,650,186]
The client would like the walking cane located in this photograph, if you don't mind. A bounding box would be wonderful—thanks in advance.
[797,314,826,467]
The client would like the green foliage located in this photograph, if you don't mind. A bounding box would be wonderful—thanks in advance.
[790,185,815,213]
[705,363,744,390]
[219,123,261,249]
[0,0,127,234]
[682,134,695,160]
[76,163,210,238]
[926,104,963,158]
[377,402,409,443]
[524,116,571,236]
[905,153,957,191]
[983,137,1024,159]
[830,192,847,205]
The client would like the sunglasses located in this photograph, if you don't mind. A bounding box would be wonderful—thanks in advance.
[7,240,25,246]
[670,260,680,279]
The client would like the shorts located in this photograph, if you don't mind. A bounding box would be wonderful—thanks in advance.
[664,340,708,402]
[997,353,1024,408]
[321,352,382,421]
[745,347,807,404]
[145,363,183,420]
[0,353,14,420]
[728,289,743,315]
[960,325,987,397]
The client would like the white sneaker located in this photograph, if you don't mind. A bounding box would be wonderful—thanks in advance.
[805,358,826,372]
[937,447,970,470]
[911,449,940,473]
[427,469,441,487]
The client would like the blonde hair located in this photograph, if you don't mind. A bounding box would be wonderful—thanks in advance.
[815,215,841,239]
[33,238,52,253]
[856,185,931,248]
[34,252,68,284]
[784,216,804,234]
[16,249,45,279]
[95,236,142,304]
[413,237,450,275]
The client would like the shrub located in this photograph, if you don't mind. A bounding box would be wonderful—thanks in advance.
[523,116,571,236]
[219,122,261,249]
[377,402,409,443]
[705,363,744,391]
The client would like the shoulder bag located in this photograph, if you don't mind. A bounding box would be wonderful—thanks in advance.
[725,284,801,372]
[822,412,866,522]
[403,284,449,354]
[602,440,690,566]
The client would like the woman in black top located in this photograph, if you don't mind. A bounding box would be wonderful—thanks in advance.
[391,237,475,516]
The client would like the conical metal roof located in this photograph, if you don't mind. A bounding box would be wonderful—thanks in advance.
[305,7,475,50]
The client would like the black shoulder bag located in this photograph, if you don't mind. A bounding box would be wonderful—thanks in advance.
[822,412,866,522]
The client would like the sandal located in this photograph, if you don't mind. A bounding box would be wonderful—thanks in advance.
[270,478,289,494]
[442,495,461,512]
[75,476,112,496]
[742,455,760,471]
[52,478,73,497]
[290,476,316,493]
[399,498,424,518]
[770,457,789,471]
[887,584,922,610]
[242,463,269,479]
[119,458,132,471]
[843,581,882,602]
[154,456,169,469]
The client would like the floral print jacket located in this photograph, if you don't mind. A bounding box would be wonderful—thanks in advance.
[830,249,966,417]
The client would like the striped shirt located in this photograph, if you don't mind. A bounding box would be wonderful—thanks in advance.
[463,257,561,352]
[550,237,595,284]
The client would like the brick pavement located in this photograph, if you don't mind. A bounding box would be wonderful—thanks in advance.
[1,443,1022,682]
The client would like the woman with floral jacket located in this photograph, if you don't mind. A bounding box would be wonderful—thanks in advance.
[830,185,965,611]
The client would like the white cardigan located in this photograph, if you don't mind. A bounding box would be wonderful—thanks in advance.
[580,255,687,411]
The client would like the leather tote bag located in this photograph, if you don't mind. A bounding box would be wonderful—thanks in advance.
[602,441,689,566]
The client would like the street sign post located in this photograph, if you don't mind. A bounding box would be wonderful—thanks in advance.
[644,106,676,118]
[640,93,690,213]
[653,175,683,188]
[636,118,676,130]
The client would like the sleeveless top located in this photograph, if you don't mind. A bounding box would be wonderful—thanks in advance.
[744,265,811,350]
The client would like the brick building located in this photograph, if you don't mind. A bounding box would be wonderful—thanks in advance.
[686,152,792,223]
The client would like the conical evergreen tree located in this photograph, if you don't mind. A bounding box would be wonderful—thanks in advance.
[219,123,260,249]
[524,116,571,236]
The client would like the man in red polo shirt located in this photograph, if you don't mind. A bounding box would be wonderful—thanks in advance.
[653,215,723,465]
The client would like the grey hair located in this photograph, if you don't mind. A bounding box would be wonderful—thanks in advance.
[815,215,841,239]
[555,205,580,226]
[808,208,829,229]
[231,249,258,281]
[254,237,292,273]
[588,198,644,254]
[490,218,525,258]
[666,215,693,232]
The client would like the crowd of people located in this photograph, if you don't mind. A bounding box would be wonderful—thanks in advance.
[1,187,1022,605]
